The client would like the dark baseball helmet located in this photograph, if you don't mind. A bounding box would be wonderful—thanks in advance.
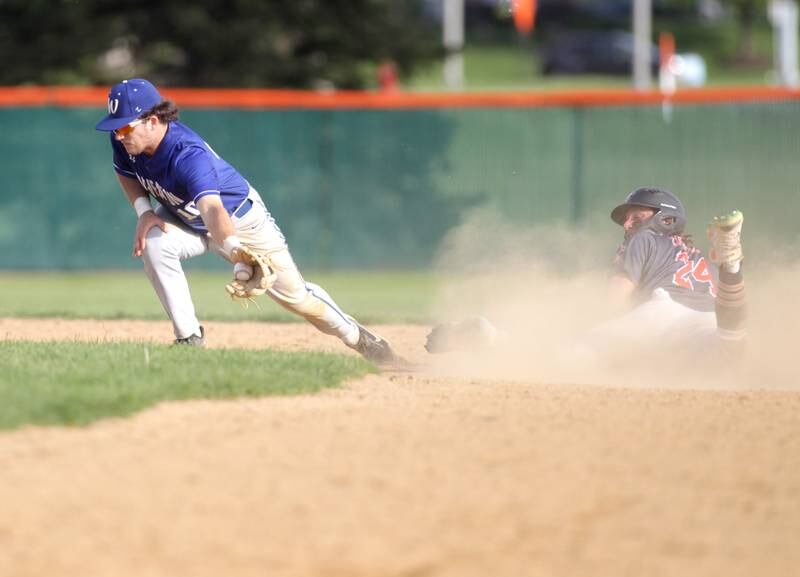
[611,186,686,236]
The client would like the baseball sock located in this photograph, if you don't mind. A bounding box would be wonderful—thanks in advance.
[716,265,746,340]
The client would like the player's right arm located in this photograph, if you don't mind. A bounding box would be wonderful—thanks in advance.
[116,173,167,257]
[609,231,653,306]
[609,274,636,304]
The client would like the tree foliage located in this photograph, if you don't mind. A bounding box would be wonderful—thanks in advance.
[0,0,440,87]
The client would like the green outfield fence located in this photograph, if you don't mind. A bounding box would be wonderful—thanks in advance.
[1,86,799,270]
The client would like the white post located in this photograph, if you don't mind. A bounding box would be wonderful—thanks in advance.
[633,0,652,91]
[443,0,464,90]
[769,0,799,87]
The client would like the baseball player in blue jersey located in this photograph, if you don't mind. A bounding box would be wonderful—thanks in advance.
[95,78,398,364]
[426,186,746,363]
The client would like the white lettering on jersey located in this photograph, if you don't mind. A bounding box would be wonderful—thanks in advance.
[108,98,119,114]
[136,176,184,208]
[176,203,201,221]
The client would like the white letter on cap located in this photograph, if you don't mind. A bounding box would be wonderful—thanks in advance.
[108,98,119,114]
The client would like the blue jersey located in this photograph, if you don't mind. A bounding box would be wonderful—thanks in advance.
[112,122,251,232]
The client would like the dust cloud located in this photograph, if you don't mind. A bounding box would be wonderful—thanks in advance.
[429,209,799,390]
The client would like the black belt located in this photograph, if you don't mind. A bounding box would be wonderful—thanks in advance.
[233,199,253,218]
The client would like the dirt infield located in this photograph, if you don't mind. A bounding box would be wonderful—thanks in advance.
[0,318,799,577]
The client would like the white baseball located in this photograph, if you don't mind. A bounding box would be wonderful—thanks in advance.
[234,262,254,281]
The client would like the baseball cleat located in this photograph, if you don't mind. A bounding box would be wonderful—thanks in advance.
[174,326,205,347]
[352,324,398,365]
[707,210,744,272]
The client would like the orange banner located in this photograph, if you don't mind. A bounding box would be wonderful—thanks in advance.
[1,85,799,109]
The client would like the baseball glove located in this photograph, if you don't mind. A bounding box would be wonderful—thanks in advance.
[425,317,499,354]
[224,246,277,300]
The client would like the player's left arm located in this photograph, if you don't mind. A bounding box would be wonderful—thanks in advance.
[196,194,274,297]
[177,146,242,257]
[196,194,237,252]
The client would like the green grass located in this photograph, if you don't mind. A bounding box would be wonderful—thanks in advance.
[0,341,373,430]
[406,41,773,92]
[0,270,438,324]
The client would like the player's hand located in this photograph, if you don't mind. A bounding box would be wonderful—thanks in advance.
[132,211,168,257]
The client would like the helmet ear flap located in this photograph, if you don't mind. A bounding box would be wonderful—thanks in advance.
[647,211,686,236]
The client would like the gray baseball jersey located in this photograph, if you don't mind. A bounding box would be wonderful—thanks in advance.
[614,229,718,312]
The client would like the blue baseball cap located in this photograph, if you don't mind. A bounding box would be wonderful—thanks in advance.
[95,78,163,131]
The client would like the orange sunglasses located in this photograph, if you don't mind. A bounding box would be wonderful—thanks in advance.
[114,118,144,137]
